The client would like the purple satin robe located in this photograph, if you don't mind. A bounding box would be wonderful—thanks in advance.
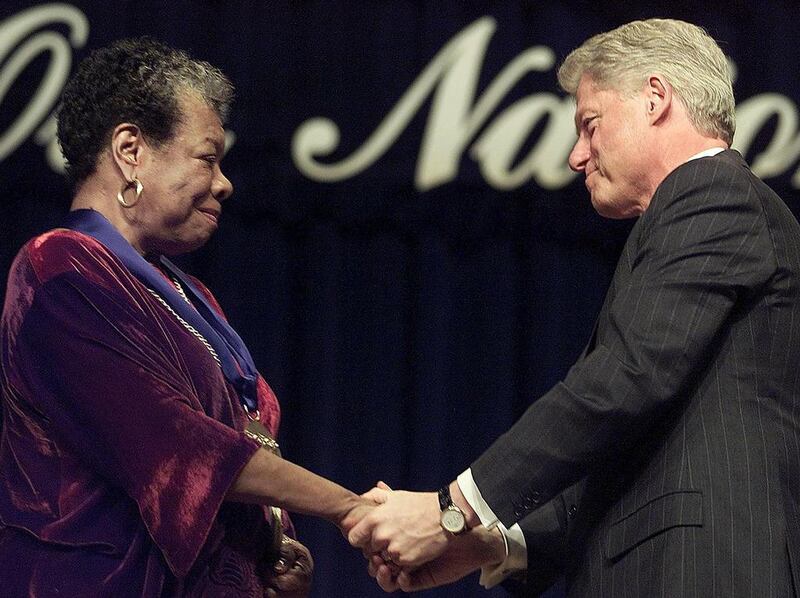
[0,230,285,596]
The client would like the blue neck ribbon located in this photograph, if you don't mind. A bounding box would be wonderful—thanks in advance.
[63,209,259,413]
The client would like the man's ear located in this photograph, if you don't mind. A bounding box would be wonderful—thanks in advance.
[110,123,144,180]
[644,74,672,125]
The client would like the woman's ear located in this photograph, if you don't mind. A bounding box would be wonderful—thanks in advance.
[110,123,143,179]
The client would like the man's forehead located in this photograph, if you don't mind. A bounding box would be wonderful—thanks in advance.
[574,76,630,116]
[575,74,601,105]
[573,76,600,126]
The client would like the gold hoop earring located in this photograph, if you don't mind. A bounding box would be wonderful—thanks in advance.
[117,178,143,208]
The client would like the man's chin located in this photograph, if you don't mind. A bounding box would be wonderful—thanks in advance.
[590,195,612,218]
[591,196,638,220]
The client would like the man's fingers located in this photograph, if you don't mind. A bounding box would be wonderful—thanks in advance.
[375,563,401,592]
[367,558,379,578]
[397,567,438,592]
[367,552,390,578]
[349,517,392,554]
[397,570,415,591]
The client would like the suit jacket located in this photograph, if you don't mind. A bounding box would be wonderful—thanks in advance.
[474,150,800,597]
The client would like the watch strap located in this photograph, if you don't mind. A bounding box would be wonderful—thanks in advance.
[438,485,452,511]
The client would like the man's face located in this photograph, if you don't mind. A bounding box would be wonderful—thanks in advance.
[568,74,654,219]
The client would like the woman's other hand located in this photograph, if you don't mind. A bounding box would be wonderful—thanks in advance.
[266,537,314,598]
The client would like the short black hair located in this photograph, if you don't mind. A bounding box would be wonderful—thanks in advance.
[57,37,234,184]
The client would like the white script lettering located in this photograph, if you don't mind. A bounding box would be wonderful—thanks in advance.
[292,16,800,191]
[2,10,800,191]
[0,3,89,171]
[0,4,237,175]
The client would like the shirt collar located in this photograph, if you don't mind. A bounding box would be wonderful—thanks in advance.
[687,147,726,162]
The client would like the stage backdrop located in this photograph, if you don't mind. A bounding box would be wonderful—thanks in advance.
[2,2,800,597]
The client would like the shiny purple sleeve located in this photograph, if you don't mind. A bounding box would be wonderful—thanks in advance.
[2,231,260,577]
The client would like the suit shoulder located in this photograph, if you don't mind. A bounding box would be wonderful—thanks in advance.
[668,151,750,188]
[707,151,795,221]
[653,151,771,215]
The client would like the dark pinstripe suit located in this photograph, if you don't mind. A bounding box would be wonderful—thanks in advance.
[473,150,800,597]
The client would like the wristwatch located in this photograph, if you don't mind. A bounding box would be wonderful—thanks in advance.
[438,485,468,534]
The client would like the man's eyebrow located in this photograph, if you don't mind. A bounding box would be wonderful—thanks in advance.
[573,113,582,135]
[574,112,592,135]
[204,135,224,152]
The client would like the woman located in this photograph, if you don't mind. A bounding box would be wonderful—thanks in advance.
[0,38,371,596]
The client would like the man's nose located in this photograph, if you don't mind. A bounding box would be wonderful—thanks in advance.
[568,137,589,173]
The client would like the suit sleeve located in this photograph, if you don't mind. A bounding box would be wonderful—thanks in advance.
[499,479,584,597]
[471,157,776,526]
[504,495,567,596]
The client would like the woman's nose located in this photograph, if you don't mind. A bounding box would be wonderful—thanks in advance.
[213,168,234,201]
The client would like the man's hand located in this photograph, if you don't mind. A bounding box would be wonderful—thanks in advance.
[348,489,449,568]
[397,525,506,591]
[366,525,506,592]
[265,537,314,598]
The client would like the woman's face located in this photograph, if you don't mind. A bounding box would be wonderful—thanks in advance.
[134,94,233,256]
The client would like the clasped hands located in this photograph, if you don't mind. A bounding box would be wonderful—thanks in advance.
[343,482,506,592]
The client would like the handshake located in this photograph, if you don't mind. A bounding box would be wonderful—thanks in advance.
[341,481,508,592]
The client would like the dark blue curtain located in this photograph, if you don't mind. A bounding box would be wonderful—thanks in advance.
[2,2,800,596]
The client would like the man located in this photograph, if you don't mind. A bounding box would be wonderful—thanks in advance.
[350,19,800,597]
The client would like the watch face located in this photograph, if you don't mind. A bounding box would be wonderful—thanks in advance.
[441,507,466,533]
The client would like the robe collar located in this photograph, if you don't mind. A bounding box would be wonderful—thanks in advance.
[63,209,259,414]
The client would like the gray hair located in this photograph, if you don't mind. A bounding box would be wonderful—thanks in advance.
[58,37,234,183]
[557,19,735,145]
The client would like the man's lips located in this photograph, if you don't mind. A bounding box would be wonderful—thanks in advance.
[198,208,220,225]
[585,170,596,190]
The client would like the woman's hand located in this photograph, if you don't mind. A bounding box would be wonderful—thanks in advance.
[336,489,387,538]
[265,537,314,598]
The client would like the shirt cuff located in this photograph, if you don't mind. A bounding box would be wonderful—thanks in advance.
[456,468,500,529]
[479,522,528,588]
[457,469,528,588]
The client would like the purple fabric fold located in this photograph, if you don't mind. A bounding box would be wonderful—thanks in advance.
[0,229,284,595]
